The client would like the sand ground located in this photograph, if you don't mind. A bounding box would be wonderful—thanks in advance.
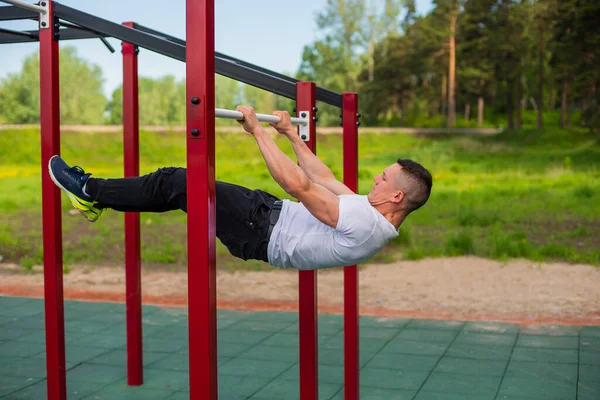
[2,256,599,324]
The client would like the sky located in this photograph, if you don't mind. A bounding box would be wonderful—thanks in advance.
[0,0,433,97]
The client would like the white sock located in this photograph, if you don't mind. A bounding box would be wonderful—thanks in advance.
[82,182,89,197]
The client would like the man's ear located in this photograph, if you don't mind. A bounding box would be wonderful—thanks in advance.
[391,190,405,204]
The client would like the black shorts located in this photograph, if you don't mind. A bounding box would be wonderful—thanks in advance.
[88,167,281,262]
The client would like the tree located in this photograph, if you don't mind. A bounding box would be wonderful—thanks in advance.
[533,0,549,129]
[448,13,457,127]
[0,46,106,124]
[484,0,527,130]
[457,0,496,127]
[106,74,243,126]
[215,75,241,110]
[362,0,407,123]
[106,76,183,125]
[545,0,600,132]
[297,38,349,126]
[548,1,577,128]
[298,0,413,125]
[241,85,275,117]
[314,0,366,90]
[364,0,406,83]
[105,86,123,125]
[360,33,415,125]
[427,0,462,127]
[297,38,348,92]
[514,0,537,129]
[574,0,600,133]
[0,52,40,123]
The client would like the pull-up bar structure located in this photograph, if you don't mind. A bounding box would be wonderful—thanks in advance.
[0,1,360,399]
[1,0,45,14]
[214,108,311,141]
[215,108,308,126]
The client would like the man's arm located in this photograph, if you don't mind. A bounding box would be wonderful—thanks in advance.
[271,111,355,196]
[237,106,341,228]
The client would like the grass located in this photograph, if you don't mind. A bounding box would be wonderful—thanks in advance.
[0,125,599,272]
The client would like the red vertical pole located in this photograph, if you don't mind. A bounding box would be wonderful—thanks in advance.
[186,0,217,398]
[343,93,360,400]
[40,3,66,400]
[122,21,143,386]
[297,82,318,400]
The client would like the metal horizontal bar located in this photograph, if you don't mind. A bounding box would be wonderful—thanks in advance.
[58,21,114,52]
[215,108,307,125]
[217,54,297,83]
[215,58,299,101]
[0,31,34,43]
[0,26,37,38]
[0,4,36,20]
[316,87,342,108]
[60,28,108,40]
[0,0,45,14]
[121,23,300,100]
[52,5,300,100]
[132,23,297,83]
[215,57,341,107]
[214,54,342,107]
[131,22,185,46]
[0,27,107,44]
[54,3,186,60]
[132,23,342,107]
[53,3,342,107]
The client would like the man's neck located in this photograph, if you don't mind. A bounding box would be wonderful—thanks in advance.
[372,203,406,230]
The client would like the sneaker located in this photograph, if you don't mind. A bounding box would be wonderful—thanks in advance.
[80,205,103,223]
[48,155,103,222]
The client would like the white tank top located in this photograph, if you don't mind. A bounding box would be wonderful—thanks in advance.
[267,195,398,270]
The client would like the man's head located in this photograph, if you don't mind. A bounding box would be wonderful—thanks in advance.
[367,159,432,215]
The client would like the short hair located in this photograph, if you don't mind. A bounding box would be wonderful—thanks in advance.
[396,159,432,213]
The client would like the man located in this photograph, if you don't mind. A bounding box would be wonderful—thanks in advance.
[49,106,432,270]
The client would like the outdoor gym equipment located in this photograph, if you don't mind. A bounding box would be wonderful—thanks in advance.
[0,1,360,399]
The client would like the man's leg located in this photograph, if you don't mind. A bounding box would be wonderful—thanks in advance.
[49,156,279,262]
[87,166,187,213]
[89,169,279,262]
[49,155,184,217]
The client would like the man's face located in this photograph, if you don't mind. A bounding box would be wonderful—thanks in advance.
[368,163,404,204]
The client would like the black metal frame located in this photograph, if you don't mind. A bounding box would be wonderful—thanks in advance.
[0,2,342,107]
[133,23,341,107]
[134,23,297,83]
[0,27,109,43]
[0,26,37,38]
[0,5,36,21]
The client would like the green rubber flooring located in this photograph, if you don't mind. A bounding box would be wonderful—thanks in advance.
[1,295,599,399]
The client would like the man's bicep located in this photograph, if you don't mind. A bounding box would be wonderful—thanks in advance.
[294,182,340,229]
